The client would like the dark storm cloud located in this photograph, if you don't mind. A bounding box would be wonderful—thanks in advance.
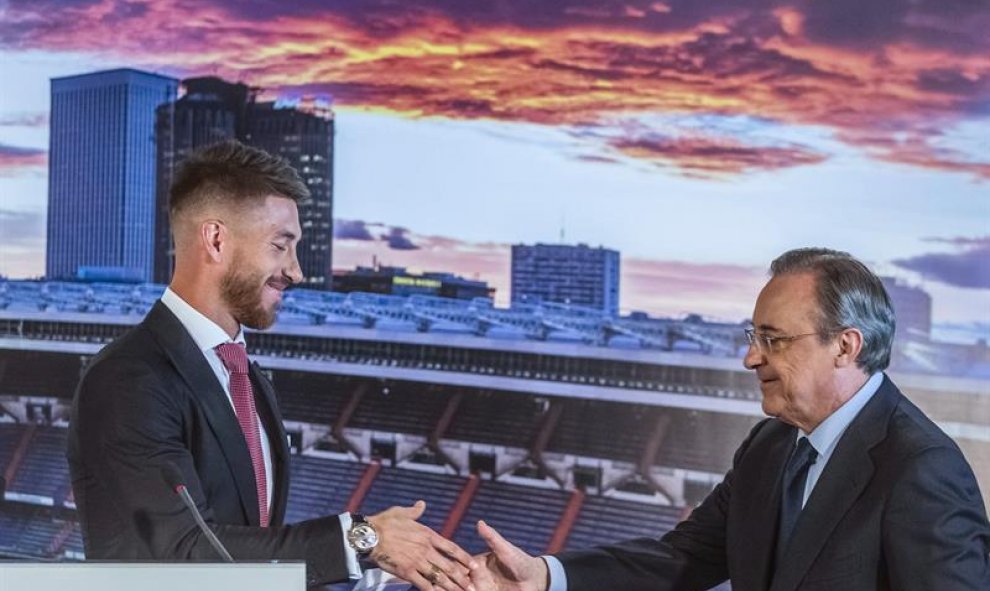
[334,219,376,241]
[894,237,990,289]
[382,227,420,250]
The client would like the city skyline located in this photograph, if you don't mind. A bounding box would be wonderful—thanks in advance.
[1,1,987,339]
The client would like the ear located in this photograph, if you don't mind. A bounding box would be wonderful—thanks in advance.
[834,328,864,369]
[200,219,227,263]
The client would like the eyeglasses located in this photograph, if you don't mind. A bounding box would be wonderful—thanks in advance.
[744,328,820,354]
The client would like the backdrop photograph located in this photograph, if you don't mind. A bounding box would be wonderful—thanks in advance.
[0,0,988,588]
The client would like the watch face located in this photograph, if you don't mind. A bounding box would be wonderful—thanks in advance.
[349,523,379,553]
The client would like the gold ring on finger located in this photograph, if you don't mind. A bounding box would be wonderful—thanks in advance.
[427,562,444,585]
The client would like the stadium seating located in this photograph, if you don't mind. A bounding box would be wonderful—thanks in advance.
[655,410,758,474]
[453,480,570,555]
[358,465,466,532]
[9,425,71,500]
[565,495,683,551]
[0,422,28,471]
[547,400,659,462]
[445,391,547,448]
[348,384,450,437]
[0,407,711,586]
[273,371,351,425]
[284,454,368,523]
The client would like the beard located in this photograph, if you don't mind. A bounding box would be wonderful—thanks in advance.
[220,259,282,330]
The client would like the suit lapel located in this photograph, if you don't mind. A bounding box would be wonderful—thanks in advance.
[250,359,290,526]
[144,301,260,526]
[769,377,899,591]
[737,422,795,590]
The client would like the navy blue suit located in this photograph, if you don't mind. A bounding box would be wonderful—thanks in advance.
[68,301,348,586]
[558,377,990,590]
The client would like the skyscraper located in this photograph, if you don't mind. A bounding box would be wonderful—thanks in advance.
[47,69,178,282]
[247,102,334,290]
[511,243,621,315]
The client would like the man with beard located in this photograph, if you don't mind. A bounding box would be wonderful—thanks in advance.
[68,141,477,591]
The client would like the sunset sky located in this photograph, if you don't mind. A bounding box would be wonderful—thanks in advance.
[1,0,987,337]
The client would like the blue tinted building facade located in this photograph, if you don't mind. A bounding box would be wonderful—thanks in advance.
[47,69,178,282]
[511,243,621,316]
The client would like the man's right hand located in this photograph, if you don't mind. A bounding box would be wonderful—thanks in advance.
[366,500,478,591]
[469,520,549,591]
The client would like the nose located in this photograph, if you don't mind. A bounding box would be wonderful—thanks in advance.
[285,248,304,286]
[743,341,764,370]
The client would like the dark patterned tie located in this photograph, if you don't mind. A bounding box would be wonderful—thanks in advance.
[776,437,818,566]
[215,342,269,527]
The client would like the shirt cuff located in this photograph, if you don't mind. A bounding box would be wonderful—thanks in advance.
[339,513,363,580]
[542,555,568,591]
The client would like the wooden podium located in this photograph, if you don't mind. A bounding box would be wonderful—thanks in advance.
[0,562,306,590]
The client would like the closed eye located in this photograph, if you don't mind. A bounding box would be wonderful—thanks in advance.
[271,242,288,252]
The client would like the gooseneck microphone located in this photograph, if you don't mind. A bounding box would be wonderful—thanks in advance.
[162,462,234,562]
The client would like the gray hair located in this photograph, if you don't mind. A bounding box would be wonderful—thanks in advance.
[770,247,894,374]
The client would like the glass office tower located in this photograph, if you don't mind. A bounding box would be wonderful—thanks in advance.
[47,68,178,282]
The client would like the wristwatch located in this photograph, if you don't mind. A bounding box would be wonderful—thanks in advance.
[347,514,379,555]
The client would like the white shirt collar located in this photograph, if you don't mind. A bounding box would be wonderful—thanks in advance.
[801,371,884,457]
[160,287,245,352]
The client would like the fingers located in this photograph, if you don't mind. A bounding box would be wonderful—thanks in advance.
[433,534,477,570]
[388,500,427,521]
[469,553,498,591]
[406,570,436,591]
[477,520,516,559]
[422,551,475,591]
[368,507,477,591]
[418,557,473,591]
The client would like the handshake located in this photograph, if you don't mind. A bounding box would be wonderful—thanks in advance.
[365,501,549,591]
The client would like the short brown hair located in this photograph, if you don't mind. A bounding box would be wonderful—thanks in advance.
[169,140,309,219]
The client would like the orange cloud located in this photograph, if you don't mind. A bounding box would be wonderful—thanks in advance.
[610,134,827,178]
[2,0,987,178]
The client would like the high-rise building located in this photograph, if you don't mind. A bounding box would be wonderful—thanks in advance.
[511,243,620,315]
[153,77,253,283]
[881,276,932,340]
[47,69,178,282]
[154,79,334,289]
[247,102,334,290]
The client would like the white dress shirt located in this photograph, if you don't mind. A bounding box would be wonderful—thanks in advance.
[799,371,883,506]
[161,288,274,510]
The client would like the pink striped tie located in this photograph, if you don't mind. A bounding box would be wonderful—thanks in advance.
[215,342,269,527]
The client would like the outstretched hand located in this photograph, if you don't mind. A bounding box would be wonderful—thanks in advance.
[367,500,478,591]
[469,520,549,591]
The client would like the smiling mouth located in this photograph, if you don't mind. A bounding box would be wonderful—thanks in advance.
[266,279,289,292]
[265,282,288,300]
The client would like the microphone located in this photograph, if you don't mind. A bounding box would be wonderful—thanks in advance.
[162,462,234,562]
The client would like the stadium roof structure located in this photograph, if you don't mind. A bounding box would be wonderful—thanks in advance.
[2,280,987,380]
[0,280,748,356]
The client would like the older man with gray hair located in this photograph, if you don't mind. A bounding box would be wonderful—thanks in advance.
[470,247,989,591]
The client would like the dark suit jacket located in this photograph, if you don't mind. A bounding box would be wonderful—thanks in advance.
[558,377,990,590]
[67,301,348,586]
